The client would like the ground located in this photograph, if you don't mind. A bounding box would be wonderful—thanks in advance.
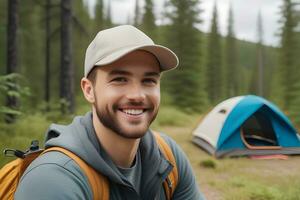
[159,126,300,200]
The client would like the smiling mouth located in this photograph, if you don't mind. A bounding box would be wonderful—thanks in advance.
[119,109,147,116]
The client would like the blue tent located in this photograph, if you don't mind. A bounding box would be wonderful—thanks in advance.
[192,95,300,158]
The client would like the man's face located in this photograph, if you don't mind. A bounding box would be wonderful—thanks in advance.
[92,50,161,139]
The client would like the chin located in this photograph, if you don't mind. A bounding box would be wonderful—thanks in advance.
[118,125,149,139]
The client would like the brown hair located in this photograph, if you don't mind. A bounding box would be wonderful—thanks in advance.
[87,67,98,85]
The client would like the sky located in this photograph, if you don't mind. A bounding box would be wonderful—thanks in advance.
[84,0,283,46]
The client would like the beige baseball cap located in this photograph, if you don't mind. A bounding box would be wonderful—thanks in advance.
[84,25,179,77]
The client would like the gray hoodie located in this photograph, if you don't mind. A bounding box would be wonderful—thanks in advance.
[15,112,205,200]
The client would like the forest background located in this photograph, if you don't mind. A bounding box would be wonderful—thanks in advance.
[0,0,300,199]
[1,0,300,123]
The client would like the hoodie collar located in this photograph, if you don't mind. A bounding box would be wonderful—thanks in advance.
[139,130,174,199]
[45,112,173,195]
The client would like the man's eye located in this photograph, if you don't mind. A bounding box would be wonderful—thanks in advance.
[143,78,157,85]
[111,77,127,83]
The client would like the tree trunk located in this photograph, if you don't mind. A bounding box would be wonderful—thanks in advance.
[6,0,19,123]
[45,0,51,111]
[60,0,74,113]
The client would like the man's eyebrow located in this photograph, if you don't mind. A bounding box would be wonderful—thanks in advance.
[145,72,160,77]
[108,70,160,77]
[108,70,132,76]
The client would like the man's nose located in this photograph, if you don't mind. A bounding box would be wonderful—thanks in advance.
[126,84,146,102]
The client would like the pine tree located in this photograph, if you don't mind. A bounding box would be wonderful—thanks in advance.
[256,12,264,96]
[94,0,105,31]
[278,0,298,109]
[206,3,223,103]
[224,5,238,98]
[249,11,265,97]
[141,0,156,40]
[164,0,207,112]
[285,1,300,126]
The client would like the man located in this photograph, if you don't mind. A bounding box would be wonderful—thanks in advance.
[15,25,205,199]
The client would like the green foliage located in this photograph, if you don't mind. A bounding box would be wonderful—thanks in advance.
[206,4,223,102]
[19,0,44,103]
[0,73,31,118]
[0,74,25,94]
[163,0,208,112]
[94,0,105,30]
[224,6,239,98]
[224,177,282,200]
[249,12,265,97]
[278,0,299,109]
[0,107,22,116]
[141,0,157,40]
[248,187,281,200]
[275,0,300,124]
[94,0,112,31]
[289,81,300,128]
[0,113,49,167]
[280,181,300,200]
[1,0,293,119]
[200,159,217,169]
[151,106,196,127]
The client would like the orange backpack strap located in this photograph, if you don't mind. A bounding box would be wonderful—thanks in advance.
[0,150,43,200]
[152,131,179,200]
[43,147,109,200]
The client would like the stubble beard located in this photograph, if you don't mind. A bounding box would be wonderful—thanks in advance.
[94,100,158,139]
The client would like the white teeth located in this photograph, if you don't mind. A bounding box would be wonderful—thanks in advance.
[122,109,144,115]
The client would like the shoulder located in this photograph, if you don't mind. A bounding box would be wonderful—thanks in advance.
[158,132,206,200]
[157,132,187,165]
[15,151,92,200]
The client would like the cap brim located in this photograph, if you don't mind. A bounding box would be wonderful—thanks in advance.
[94,45,179,72]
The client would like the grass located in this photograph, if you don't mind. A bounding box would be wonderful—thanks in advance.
[0,113,50,167]
[151,105,198,127]
[1,106,300,199]
[200,159,217,169]
[156,109,300,200]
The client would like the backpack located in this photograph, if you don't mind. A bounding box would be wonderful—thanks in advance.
[0,131,178,200]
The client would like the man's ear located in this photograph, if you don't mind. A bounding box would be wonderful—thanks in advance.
[81,77,95,103]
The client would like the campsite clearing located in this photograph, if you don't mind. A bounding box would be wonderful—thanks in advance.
[160,125,300,200]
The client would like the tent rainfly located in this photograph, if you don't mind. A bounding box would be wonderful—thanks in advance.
[192,95,300,158]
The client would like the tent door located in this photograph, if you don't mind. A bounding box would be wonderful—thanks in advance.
[240,111,281,150]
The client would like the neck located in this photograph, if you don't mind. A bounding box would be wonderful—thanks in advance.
[92,110,140,168]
